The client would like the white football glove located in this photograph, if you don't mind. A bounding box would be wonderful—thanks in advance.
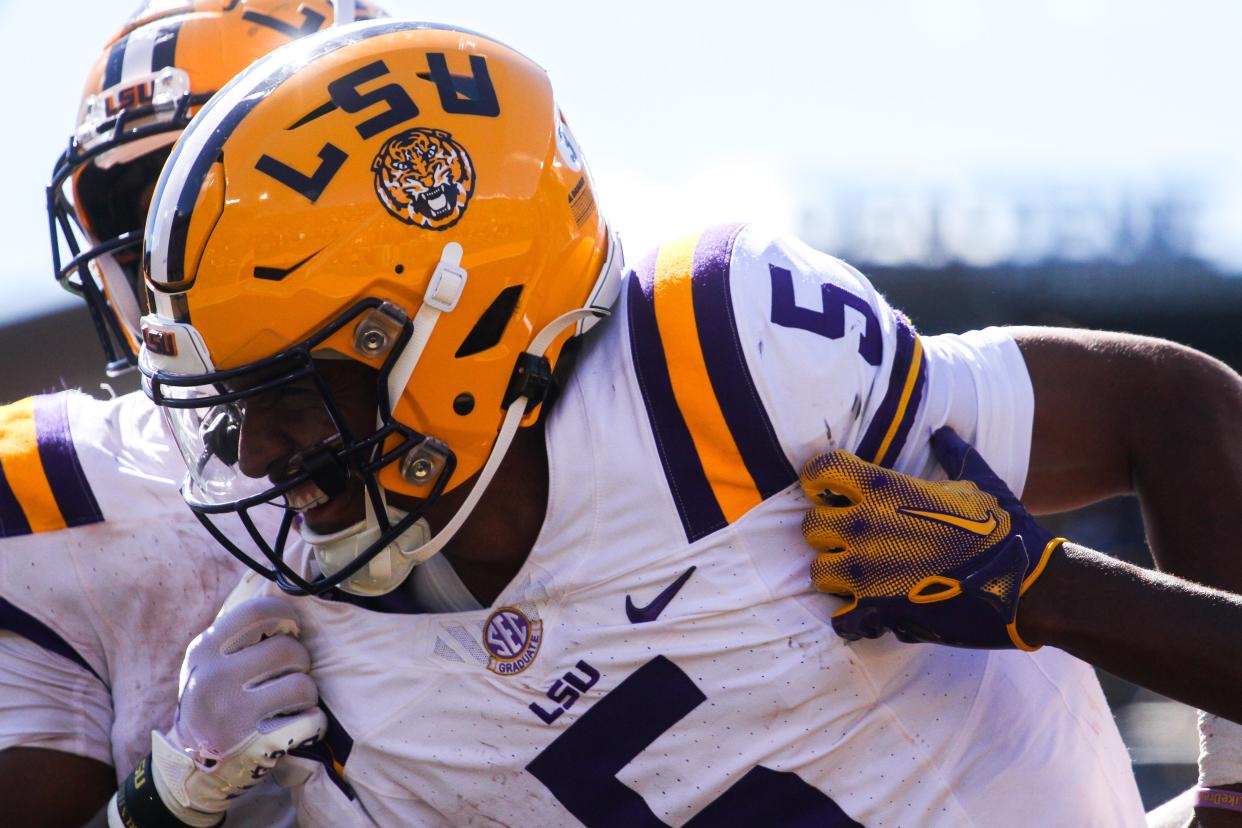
[109,596,326,827]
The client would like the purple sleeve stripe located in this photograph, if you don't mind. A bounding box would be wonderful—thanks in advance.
[0,598,104,685]
[0,462,32,538]
[854,315,923,467]
[874,335,926,469]
[627,257,727,543]
[33,394,104,529]
[690,224,797,499]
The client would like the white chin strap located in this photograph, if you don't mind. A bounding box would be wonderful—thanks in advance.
[307,234,620,596]
[93,253,142,335]
[300,498,431,597]
[305,306,599,596]
[400,304,602,566]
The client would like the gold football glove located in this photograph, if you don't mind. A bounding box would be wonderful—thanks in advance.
[801,427,1063,650]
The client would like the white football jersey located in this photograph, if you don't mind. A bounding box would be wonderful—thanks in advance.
[0,389,292,825]
[248,224,1144,827]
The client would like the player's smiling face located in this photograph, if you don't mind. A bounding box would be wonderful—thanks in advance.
[235,359,378,535]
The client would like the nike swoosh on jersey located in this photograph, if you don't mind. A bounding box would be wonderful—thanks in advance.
[253,248,323,281]
[625,566,697,624]
[897,507,998,536]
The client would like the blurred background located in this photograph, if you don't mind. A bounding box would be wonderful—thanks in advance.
[5,0,1241,809]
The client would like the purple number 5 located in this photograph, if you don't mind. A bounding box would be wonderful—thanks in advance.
[769,264,881,366]
[526,655,861,827]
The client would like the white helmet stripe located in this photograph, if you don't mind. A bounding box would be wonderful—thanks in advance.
[120,23,159,81]
[331,0,356,26]
[150,287,177,321]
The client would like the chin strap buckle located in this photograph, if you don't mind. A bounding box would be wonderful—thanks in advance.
[424,242,467,312]
[502,353,553,410]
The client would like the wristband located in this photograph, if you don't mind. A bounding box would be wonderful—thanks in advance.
[108,753,222,828]
[1195,787,1242,814]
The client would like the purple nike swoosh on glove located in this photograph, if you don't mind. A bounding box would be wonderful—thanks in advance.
[800,427,1064,650]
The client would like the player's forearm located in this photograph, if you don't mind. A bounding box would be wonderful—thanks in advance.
[1019,540,1242,721]
[0,747,116,828]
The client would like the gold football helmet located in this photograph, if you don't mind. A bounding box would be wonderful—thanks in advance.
[140,21,623,595]
[48,0,384,375]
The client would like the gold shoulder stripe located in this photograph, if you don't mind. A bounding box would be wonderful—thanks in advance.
[652,233,762,523]
[0,397,67,533]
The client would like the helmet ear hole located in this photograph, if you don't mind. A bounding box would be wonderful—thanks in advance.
[455,285,524,358]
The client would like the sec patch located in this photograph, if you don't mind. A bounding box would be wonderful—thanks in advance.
[483,606,543,676]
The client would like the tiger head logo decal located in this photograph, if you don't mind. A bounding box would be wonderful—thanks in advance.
[372,128,475,230]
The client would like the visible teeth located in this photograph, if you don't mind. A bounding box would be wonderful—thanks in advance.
[428,193,447,211]
[287,484,328,513]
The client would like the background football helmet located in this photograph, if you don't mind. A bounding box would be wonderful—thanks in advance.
[140,20,623,596]
[47,0,384,375]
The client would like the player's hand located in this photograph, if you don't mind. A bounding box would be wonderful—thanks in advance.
[800,426,1064,649]
[108,597,325,827]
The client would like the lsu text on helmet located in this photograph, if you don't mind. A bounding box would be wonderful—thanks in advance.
[47,0,384,376]
[139,20,624,596]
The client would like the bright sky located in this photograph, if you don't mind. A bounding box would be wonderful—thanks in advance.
[3,0,1241,325]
